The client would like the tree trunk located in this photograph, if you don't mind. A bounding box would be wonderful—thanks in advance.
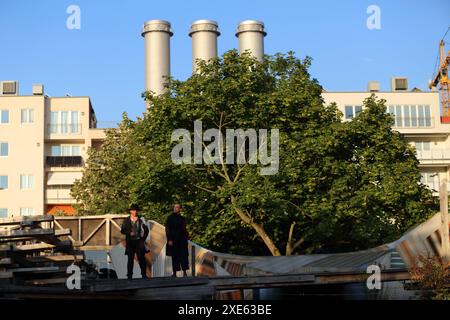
[230,195,281,256]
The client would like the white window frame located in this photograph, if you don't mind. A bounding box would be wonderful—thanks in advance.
[21,108,35,124]
[49,111,80,134]
[0,109,9,124]
[0,175,8,190]
[52,144,81,156]
[0,142,8,157]
[344,105,363,120]
[0,208,7,218]
[20,208,35,216]
[20,174,34,190]
[415,141,431,152]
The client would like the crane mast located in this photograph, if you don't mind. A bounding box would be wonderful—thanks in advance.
[430,39,450,121]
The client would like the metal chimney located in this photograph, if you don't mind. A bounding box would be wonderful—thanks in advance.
[235,20,266,62]
[189,20,220,74]
[141,20,173,97]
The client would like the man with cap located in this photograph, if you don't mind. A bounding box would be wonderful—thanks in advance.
[120,204,149,280]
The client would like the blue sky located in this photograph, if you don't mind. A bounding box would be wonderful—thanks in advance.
[0,0,449,124]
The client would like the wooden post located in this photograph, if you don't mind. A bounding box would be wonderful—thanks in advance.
[191,245,196,277]
[78,218,82,242]
[439,177,449,263]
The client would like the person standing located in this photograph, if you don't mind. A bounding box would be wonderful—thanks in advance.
[121,204,149,280]
[165,203,189,277]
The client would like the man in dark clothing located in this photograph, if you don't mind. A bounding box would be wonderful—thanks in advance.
[120,204,149,280]
[165,203,189,277]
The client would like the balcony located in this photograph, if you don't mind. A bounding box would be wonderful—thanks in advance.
[391,117,434,129]
[45,187,76,204]
[416,149,450,166]
[47,124,82,135]
[46,156,83,167]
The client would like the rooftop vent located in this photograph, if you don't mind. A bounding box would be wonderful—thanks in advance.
[391,77,408,91]
[0,81,18,95]
[367,81,380,92]
[32,84,44,95]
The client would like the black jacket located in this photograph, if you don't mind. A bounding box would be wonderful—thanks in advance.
[165,213,189,257]
[121,216,149,243]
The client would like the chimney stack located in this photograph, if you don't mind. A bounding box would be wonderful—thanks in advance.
[141,20,173,97]
[235,20,266,62]
[189,20,220,74]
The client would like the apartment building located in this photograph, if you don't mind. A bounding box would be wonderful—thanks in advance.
[322,77,448,195]
[0,81,105,217]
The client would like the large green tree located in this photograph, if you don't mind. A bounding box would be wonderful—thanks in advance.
[72,50,432,256]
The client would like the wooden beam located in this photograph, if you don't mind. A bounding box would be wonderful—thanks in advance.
[91,277,210,292]
[27,254,84,263]
[82,219,106,245]
[0,271,13,279]
[9,266,61,273]
[54,220,76,243]
[0,215,54,226]
[76,245,116,250]
[0,241,73,252]
[210,274,315,290]
[0,228,55,239]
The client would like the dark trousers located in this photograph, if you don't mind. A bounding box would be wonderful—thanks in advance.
[172,251,189,273]
[126,239,147,279]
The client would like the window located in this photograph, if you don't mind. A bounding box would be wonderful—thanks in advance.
[404,105,410,127]
[0,110,9,124]
[0,142,8,157]
[388,105,431,128]
[51,145,61,156]
[395,105,402,127]
[345,106,353,119]
[0,208,7,217]
[344,105,363,120]
[410,105,417,127]
[415,141,430,151]
[421,173,436,190]
[52,145,81,156]
[20,175,34,190]
[425,105,431,127]
[50,111,80,134]
[0,176,8,189]
[20,208,35,216]
[21,109,34,124]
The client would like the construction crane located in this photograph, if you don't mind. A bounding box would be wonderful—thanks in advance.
[429,30,450,122]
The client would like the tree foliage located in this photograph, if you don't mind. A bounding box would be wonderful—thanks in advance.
[72,50,432,255]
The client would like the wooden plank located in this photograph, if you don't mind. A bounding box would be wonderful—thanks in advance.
[0,215,54,226]
[0,228,55,239]
[0,271,13,279]
[0,241,73,252]
[9,266,61,273]
[91,277,210,292]
[24,277,69,285]
[210,274,315,290]
[132,285,215,300]
[76,245,115,250]
[34,229,72,246]
[27,254,84,263]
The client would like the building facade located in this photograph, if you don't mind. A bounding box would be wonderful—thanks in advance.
[322,79,448,195]
[0,81,105,217]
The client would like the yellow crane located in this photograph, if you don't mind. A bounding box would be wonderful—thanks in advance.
[429,31,450,121]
